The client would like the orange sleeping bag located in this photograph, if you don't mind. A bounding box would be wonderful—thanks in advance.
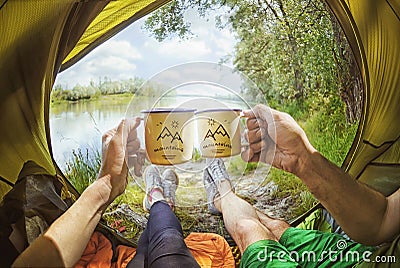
[76,231,235,268]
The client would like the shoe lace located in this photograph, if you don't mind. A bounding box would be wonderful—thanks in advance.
[209,159,228,180]
[146,167,162,190]
[163,180,173,198]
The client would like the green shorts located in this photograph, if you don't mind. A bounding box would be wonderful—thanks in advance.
[240,227,376,268]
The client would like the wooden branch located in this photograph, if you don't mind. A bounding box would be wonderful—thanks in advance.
[256,40,270,53]
[260,0,282,22]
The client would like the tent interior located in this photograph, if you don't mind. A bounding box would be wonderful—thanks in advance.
[0,0,399,265]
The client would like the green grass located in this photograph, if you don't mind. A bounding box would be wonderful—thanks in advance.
[265,168,318,217]
[192,147,202,162]
[175,209,200,236]
[303,109,357,166]
[102,184,146,242]
[227,155,260,176]
[51,92,135,108]
[65,148,101,194]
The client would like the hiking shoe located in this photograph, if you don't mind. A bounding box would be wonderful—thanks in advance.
[203,158,234,214]
[203,168,222,215]
[143,165,163,211]
[162,169,179,208]
[206,158,231,184]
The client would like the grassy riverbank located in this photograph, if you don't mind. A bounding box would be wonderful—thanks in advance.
[50,92,135,107]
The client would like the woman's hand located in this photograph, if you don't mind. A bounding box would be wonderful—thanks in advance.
[97,117,142,204]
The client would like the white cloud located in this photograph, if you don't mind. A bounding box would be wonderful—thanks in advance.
[144,38,212,59]
[211,28,236,57]
[140,8,235,63]
[188,9,236,58]
[56,40,142,86]
[84,55,136,77]
[91,40,142,60]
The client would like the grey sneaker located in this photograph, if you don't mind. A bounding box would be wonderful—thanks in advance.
[206,158,231,183]
[204,158,234,214]
[203,168,221,215]
[162,169,179,208]
[143,165,163,211]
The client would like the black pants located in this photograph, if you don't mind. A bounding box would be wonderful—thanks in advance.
[127,201,200,268]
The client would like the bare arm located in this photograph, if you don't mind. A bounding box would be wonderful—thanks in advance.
[242,104,400,245]
[298,150,399,245]
[12,178,113,267]
[13,118,143,267]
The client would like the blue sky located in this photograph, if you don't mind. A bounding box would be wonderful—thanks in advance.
[55,9,237,88]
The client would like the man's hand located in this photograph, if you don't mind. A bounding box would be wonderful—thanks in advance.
[241,104,316,176]
[97,117,142,204]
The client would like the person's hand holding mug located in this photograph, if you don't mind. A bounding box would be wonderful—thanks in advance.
[241,104,316,176]
[97,117,144,205]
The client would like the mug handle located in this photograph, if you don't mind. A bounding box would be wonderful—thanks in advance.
[239,111,251,147]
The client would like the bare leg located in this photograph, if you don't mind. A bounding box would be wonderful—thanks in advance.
[256,210,291,240]
[205,159,290,254]
[214,181,278,253]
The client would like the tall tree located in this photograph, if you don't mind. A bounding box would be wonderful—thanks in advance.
[329,10,363,122]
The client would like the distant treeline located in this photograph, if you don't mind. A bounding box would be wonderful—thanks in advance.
[51,77,145,102]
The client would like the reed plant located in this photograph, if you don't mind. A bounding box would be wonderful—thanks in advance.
[65,148,101,194]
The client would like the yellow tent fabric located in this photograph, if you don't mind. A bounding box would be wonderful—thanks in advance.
[61,0,170,71]
[326,0,400,196]
[0,0,169,199]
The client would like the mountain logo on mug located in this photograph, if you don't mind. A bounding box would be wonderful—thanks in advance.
[204,124,230,141]
[157,127,184,144]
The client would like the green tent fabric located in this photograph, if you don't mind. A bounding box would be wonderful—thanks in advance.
[0,0,399,256]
